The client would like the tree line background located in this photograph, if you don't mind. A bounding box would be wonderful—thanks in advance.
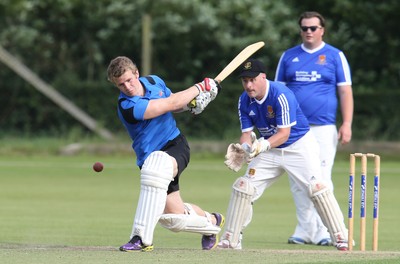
[1,0,399,141]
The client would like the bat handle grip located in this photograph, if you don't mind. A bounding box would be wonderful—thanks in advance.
[188,98,196,108]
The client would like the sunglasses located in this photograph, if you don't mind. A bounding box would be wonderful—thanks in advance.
[300,26,322,32]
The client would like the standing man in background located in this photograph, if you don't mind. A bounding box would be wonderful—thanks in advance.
[275,11,354,246]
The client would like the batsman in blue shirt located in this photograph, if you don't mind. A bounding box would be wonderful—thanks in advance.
[107,56,224,252]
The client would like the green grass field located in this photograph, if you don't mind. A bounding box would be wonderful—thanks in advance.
[1,151,399,263]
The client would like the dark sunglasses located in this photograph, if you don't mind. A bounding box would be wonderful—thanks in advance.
[300,26,322,32]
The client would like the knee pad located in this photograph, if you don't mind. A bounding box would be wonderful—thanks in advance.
[141,151,174,190]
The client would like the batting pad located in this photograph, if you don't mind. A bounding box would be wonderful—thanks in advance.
[158,213,220,235]
[310,181,348,244]
[222,176,255,248]
[131,151,173,246]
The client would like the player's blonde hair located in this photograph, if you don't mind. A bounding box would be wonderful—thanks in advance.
[107,56,138,83]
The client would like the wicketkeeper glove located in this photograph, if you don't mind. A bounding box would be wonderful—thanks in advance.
[224,143,251,172]
[249,132,271,159]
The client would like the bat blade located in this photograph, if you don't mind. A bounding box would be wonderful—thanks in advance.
[189,41,265,107]
[214,41,265,83]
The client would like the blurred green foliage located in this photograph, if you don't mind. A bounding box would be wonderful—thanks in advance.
[1,0,400,140]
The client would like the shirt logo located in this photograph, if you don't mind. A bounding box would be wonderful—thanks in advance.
[295,71,321,82]
[267,105,275,118]
[317,54,326,65]
[292,57,299,62]
[249,110,256,116]
[259,126,277,137]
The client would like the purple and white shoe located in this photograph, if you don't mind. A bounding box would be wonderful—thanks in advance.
[119,235,154,252]
[202,213,225,250]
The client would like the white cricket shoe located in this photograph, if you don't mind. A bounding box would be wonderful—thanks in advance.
[217,239,242,249]
[217,233,243,249]
[336,240,349,251]
[335,239,355,251]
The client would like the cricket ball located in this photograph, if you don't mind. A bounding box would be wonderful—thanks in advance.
[93,162,104,172]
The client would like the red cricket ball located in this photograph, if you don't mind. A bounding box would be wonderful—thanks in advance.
[93,162,104,172]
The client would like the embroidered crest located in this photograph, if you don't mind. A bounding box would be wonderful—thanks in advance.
[267,105,275,118]
[248,168,255,176]
[317,54,326,65]
[244,61,252,70]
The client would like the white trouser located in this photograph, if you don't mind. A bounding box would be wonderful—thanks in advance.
[289,125,338,243]
[237,132,327,244]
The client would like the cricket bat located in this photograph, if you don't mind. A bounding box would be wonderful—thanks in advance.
[189,41,265,107]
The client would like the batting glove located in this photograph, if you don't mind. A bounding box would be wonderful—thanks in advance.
[207,79,221,101]
[194,78,221,99]
[189,92,212,115]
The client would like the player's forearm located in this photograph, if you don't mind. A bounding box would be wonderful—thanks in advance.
[266,135,286,148]
[267,128,290,148]
[339,85,354,126]
[239,131,253,146]
[143,86,199,119]
[168,86,199,111]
